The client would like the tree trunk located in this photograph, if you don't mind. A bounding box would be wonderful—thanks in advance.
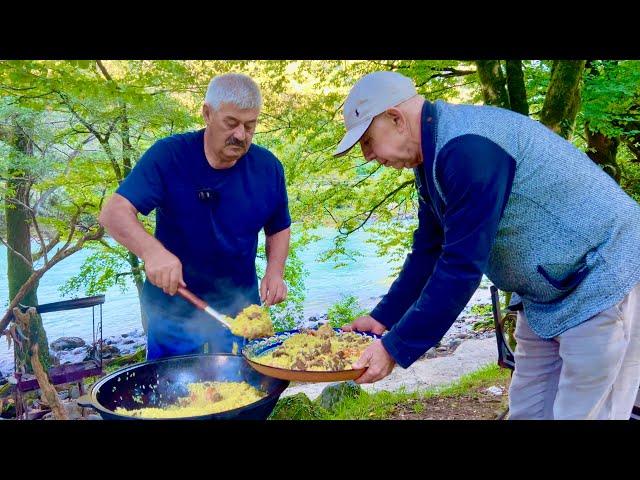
[5,124,50,371]
[585,126,620,182]
[475,61,510,109]
[0,225,104,333]
[505,60,529,116]
[129,251,148,332]
[580,60,621,180]
[120,103,148,332]
[539,60,586,139]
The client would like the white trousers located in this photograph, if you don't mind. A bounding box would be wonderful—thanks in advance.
[509,283,640,420]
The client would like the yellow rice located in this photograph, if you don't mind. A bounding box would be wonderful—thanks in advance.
[114,381,265,419]
[253,325,373,371]
[228,304,274,339]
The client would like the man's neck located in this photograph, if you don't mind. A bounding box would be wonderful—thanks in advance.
[416,98,436,170]
[407,96,426,165]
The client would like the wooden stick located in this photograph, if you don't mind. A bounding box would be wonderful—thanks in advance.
[12,307,69,420]
[30,343,68,420]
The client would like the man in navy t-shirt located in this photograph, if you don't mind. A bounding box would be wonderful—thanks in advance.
[99,73,291,360]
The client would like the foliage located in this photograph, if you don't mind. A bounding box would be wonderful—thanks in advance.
[581,61,640,138]
[269,392,327,420]
[327,294,368,328]
[470,303,495,332]
[256,229,309,332]
[470,303,493,319]
[59,243,134,296]
[3,59,640,342]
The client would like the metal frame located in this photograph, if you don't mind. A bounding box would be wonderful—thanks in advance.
[490,286,515,371]
[11,295,105,402]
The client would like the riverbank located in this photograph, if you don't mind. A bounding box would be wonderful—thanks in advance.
[271,361,510,420]
[0,281,501,420]
[4,334,501,420]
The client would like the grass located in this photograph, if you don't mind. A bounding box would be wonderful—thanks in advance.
[470,303,493,318]
[270,363,511,420]
[435,363,509,396]
[103,348,146,373]
[470,303,496,332]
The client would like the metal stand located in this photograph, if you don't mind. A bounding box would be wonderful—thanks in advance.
[10,295,105,418]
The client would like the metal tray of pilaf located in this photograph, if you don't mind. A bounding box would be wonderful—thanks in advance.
[242,324,380,382]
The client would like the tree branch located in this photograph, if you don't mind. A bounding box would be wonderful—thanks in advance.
[5,195,35,212]
[32,234,60,262]
[338,180,414,235]
[0,85,37,92]
[416,68,476,87]
[31,343,69,420]
[59,204,86,253]
[425,80,478,96]
[34,135,95,214]
[351,164,383,188]
[55,91,105,144]
[95,60,113,82]
[0,225,104,333]
[30,210,48,265]
[322,205,339,225]
[0,236,33,267]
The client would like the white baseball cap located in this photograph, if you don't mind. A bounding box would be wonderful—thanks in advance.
[333,71,418,157]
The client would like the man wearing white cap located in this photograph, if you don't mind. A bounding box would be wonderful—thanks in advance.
[337,71,640,420]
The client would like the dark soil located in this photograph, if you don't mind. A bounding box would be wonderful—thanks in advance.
[388,375,511,420]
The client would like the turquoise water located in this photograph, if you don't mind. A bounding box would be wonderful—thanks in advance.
[0,226,404,371]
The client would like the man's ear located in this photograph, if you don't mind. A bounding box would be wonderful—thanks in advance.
[202,103,212,123]
[385,107,406,132]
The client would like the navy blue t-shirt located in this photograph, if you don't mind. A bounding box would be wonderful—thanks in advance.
[116,129,291,309]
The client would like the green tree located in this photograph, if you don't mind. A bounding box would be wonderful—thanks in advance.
[581,60,640,186]
[0,99,106,369]
[539,60,586,139]
[475,60,510,109]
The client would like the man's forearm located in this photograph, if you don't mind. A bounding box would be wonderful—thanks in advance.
[99,194,164,261]
[265,227,290,276]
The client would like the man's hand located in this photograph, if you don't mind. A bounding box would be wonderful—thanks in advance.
[342,315,387,335]
[143,246,186,295]
[260,270,287,306]
[352,340,396,384]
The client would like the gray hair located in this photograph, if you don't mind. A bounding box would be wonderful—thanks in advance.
[204,73,262,110]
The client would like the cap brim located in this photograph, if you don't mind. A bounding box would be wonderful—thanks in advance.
[333,119,372,157]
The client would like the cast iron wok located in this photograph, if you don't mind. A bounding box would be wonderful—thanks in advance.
[77,353,289,420]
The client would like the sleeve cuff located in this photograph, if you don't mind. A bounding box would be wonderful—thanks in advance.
[370,303,399,330]
[381,329,430,369]
[115,187,153,216]
[264,218,291,236]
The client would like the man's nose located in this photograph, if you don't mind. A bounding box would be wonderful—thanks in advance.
[364,150,375,162]
[234,125,247,141]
